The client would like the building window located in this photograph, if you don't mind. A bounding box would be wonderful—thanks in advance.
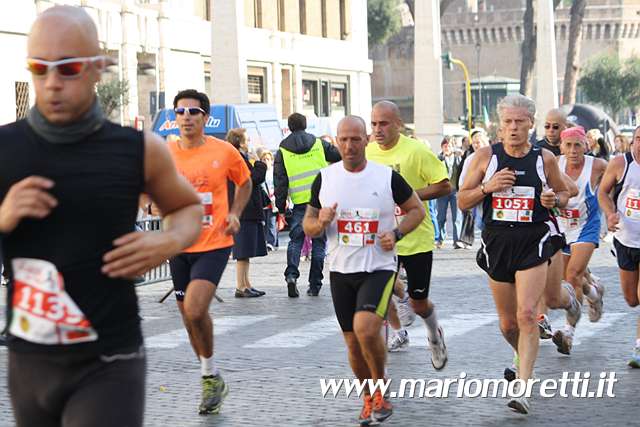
[302,80,318,115]
[255,0,263,28]
[277,0,285,31]
[248,75,265,103]
[15,82,29,120]
[331,83,347,117]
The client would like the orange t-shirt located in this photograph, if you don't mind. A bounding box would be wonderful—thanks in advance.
[168,136,250,253]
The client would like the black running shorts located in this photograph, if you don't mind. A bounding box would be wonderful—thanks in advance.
[169,247,232,301]
[330,270,396,332]
[477,223,558,283]
[613,238,640,271]
[397,251,433,300]
[9,347,146,427]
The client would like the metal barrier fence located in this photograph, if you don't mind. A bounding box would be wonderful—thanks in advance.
[136,217,172,286]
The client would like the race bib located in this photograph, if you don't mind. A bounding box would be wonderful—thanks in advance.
[394,205,406,226]
[624,189,640,221]
[559,208,581,231]
[492,186,535,223]
[337,208,380,247]
[9,258,97,345]
[199,192,213,226]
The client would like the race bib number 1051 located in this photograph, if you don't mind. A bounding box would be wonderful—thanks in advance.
[9,258,98,345]
[492,186,535,223]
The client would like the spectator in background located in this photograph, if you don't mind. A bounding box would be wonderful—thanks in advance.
[226,128,268,298]
[436,136,463,249]
[259,149,279,251]
[586,128,610,160]
[614,134,630,155]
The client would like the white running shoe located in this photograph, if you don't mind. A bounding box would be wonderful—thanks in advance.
[507,381,531,414]
[394,295,415,327]
[428,326,448,370]
[537,314,553,339]
[387,330,409,352]
[563,282,582,327]
[587,281,605,323]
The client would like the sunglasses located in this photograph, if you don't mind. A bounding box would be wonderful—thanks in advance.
[174,107,206,116]
[26,56,106,79]
[544,124,561,130]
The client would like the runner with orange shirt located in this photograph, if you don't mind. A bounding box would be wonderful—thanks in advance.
[167,89,252,415]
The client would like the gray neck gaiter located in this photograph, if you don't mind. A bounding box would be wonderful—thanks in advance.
[26,99,106,144]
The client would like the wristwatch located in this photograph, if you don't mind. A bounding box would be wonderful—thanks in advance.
[393,228,404,242]
[554,194,561,208]
[480,184,487,195]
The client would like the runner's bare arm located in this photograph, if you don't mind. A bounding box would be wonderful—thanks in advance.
[396,192,425,236]
[541,150,570,209]
[414,179,451,201]
[457,147,492,210]
[561,172,579,198]
[592,158,608,189]
[303,203,336,238]
[102,132,203,279]
[598,155,625,228]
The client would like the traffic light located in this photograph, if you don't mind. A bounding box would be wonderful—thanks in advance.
[441,52,454,70]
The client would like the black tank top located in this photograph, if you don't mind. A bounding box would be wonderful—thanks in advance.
[0,119,144,354]
[482,143,550,227]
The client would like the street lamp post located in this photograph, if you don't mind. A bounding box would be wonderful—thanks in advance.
[475,41,481,124]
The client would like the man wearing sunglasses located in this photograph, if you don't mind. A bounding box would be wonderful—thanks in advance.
[167,89,252,416]
[0,6,204,427]
[536,108,568,156]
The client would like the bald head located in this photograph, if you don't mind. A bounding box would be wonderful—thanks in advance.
[28,6,100,58]
[544,108,568,144]
[338,115,367,136]
[337,115,369,171]
[371,101,403,147]
[372,101,401,121]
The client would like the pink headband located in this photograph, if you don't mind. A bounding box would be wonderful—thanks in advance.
[561,126,586,142]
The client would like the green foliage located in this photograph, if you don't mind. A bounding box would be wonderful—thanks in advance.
[96,78,129,118]
[368,0,401,46]
[578,54,640,117]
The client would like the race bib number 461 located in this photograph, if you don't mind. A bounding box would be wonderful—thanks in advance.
[492,186,535,223]
[625,189,640,221]
[9,258,98,345]
[337,208,380,247]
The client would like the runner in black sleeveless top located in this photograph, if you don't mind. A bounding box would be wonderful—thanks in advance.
[459,95,573,415]
[0,6,202,427]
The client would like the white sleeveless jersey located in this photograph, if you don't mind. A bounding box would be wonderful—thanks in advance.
[558,155,599,244]
[615,153,640,248]
[319,161,398,274]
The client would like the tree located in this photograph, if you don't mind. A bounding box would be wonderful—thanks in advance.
[562,0,587,104]
[96,78,129,119]
[578,54,640,119]
[368,0,402,46]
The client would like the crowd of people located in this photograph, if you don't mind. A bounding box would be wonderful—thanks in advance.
[2,5,640,427]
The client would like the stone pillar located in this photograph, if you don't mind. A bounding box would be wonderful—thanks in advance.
[157,0,170,107]
[535,0,559,135]
[121,0,139,125]
[272,62,283,119]
[413,0,443,151]
[292,64,304,114]
[211,0,248,104]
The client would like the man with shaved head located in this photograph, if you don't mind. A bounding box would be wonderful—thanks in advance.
[367,100,452,371]
[304,115,424,425]
[536,108,568,156]
[0,6,203,426]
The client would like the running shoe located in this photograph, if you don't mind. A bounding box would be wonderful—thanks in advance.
[504,353,519,382]
[428,326,448,370]
[587,281,605,323]
[372,391,393,423]
[628,346,640,368]
[508,396,531,414]
[537,314,553,339]
[358,395,374,426]
[387,330,409,352]
[563,282,582,327]
[552,329,573,355]
[199,374,229,415]
[395,296,415,327]
[286,276,299,298]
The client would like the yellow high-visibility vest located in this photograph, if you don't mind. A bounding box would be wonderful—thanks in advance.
[281,139,328,205]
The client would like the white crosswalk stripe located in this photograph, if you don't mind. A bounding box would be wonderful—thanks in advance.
[146,315,276,349]
[244,316,340,348]
[540,312,628,347]
[407,313,497,347]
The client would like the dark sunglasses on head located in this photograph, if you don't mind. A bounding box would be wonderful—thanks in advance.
[544,124,560,130]
[174,107,206,116]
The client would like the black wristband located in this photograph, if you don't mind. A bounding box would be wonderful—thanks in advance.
[393,228,404,242]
